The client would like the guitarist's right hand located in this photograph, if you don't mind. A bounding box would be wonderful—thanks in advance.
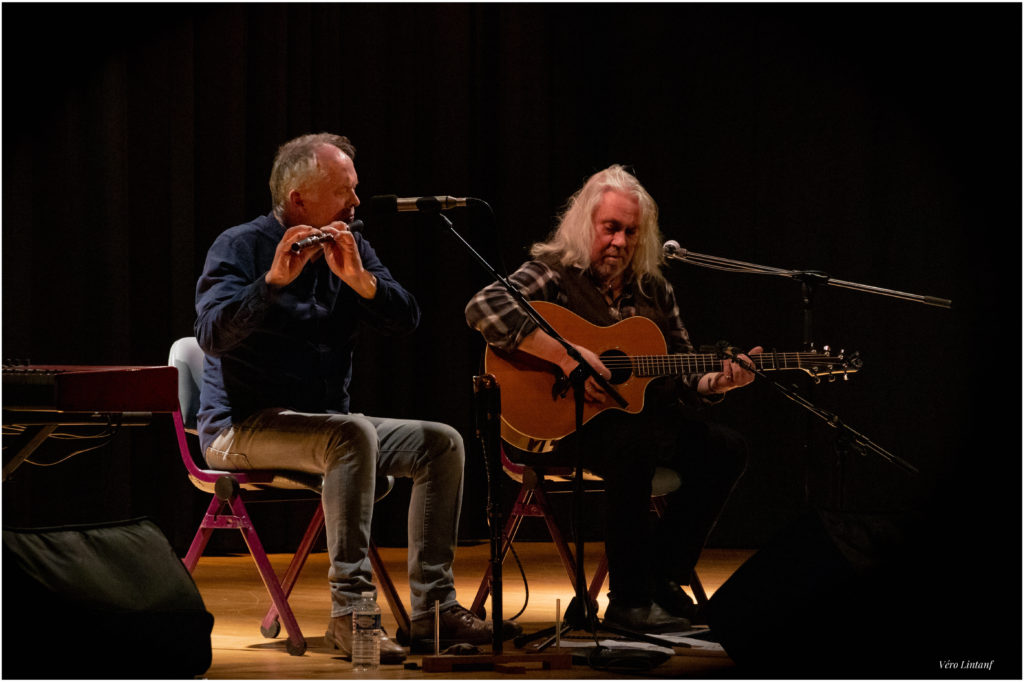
[518,329,612,404]
[558,344,612,404]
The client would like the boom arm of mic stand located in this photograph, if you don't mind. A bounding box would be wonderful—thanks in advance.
[665,248,952,309]
[720,347,920,476]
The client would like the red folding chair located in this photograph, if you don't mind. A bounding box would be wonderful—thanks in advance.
[470,442,707,619]
[168,337,409,655]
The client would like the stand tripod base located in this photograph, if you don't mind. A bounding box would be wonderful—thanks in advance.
[420,651,573,674]
[515,597,686,653]
[569,645,673,670]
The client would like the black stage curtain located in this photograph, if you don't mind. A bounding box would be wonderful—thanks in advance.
[3,5,1020,664]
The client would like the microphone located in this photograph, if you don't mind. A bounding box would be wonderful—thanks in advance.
[663,240,684,256]
[290,219,364,253]
[370,195,470,214]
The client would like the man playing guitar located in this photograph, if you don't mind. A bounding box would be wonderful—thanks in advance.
[465,164,761,633]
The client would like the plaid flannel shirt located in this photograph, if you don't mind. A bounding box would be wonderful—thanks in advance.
[465,259,706,393]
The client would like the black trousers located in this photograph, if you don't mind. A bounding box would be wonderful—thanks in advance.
[563,398,748,607]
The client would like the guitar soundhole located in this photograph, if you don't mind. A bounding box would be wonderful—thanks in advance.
[600,349,632,384]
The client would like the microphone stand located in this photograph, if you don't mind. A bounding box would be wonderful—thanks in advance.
[663,243,951,310]
[663,244,944,484]
[432,206,682,664]
[716,343,919,476]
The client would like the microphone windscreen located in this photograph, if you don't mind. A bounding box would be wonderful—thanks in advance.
[369,195,398,215]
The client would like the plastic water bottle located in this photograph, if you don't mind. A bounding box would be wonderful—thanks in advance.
[351,591,381,672]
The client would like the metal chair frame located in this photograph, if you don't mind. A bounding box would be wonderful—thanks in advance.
[470,443,707,619]
[168,337,410,655]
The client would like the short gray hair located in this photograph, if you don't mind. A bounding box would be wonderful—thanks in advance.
[269,133,356,218]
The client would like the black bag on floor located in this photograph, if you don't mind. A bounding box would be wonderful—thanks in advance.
[3,517,213,679]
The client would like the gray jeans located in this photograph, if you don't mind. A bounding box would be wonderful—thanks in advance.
[205,409,464,620]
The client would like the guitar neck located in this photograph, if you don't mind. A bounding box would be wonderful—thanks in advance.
[629,352,812,377]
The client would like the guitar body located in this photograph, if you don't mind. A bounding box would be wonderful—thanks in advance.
[484,302,860,453]
[484,301,668,451]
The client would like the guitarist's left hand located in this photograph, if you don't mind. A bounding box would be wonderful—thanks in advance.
[703,346,763,394]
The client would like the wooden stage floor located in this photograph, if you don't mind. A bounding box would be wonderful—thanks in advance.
[191,542,753,679]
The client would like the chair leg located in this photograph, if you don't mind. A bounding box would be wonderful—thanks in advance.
[182,497,220,572]
[690,569,709,605]
[470,484,532,617]
[186,493,308,656]
[534,486,582,593]
[254,502,412,645]
[368,541,411,643]
[472,484,587,617]
[587,552,709,610]
[260,503,326,638]
[227,494,308,656]
[587,554,609,604]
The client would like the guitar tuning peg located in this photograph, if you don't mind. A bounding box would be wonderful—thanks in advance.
[822,345,831,356]
[843,372,849,381]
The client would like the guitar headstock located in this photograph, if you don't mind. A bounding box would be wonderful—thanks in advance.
[797,346,863,382]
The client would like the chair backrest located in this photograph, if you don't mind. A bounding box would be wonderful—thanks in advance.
[165,336,390,498]
[168,337,205,434]
[165,336,309,488]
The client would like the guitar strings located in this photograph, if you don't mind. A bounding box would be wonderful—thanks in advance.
[596,352,837,366]
[594,353,852,375]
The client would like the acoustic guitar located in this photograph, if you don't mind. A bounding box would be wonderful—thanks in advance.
[485,301,861,453]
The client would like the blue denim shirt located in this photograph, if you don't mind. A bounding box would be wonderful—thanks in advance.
[194,213,420,452]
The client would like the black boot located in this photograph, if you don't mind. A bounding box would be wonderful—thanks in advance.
[653,580,705,624]
[604,599,691,633]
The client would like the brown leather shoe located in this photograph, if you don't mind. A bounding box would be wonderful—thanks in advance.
[324,614,407,664]
[409,604,522,653]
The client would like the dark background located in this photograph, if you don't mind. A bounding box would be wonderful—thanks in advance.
[3,2,1020,672]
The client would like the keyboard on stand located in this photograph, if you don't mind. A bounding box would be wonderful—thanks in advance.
[3,362,179,481]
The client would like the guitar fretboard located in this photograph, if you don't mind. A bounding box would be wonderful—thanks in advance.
[610,352,832,377]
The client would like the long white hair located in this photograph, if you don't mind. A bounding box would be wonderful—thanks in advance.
[530,164,665,286]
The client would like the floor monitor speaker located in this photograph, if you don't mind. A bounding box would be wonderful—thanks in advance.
[3,517,213,679]
[705,508,939,677]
